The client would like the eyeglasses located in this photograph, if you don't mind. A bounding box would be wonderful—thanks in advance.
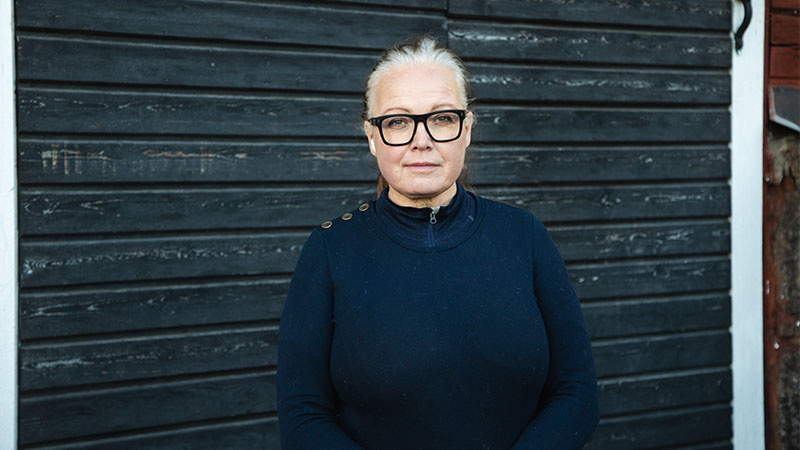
[368,109,467,146]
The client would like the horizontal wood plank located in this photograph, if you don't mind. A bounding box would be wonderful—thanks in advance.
[586,405,731,449]
[450,21,731,68]
[593,330,731,378]
[20,279,288,340]
[17,87,732,143]
[20,326,278,391]
[583,293,731,339]
[20,327,725,390]
[18,139,730,184]
[21,370,276,445]
[571,256,730,300]
[16,34,375,92]
[19,366,731,444]
[20,233,308,288]
[448,0,730,30]
[19,183,731,235]
[598,368,731,416]
[469,62,730,103]
[15,0,445,49]
[25,416,280,450]
[17,34,731,105]
[770,46,800,79]
[21,227,729,301]
[771,14,800,45]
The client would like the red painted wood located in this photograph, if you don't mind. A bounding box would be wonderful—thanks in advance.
[770,46,800,78]
[771,14,800,45]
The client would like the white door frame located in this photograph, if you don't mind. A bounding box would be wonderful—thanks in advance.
[730,0,765,448]
[1,0,18,448]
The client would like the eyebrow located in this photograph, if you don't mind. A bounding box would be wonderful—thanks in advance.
[380,103,461,116]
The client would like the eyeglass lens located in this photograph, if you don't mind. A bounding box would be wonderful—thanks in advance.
[380,112,462,145]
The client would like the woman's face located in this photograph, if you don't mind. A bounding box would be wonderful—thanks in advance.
[365,63,472,207]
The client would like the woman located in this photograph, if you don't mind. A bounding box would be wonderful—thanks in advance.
[277,36,599,449]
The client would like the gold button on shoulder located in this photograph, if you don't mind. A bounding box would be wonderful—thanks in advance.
[342,212,353,221]
[321,220,333,229]
[359,203,370,212]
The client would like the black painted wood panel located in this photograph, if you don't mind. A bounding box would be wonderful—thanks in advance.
[18,139,730,184]
[17,87,731,143]
[15,0,446,49]
[449,0,731,30]
[15,0,734,447]
[449,21,731,67]
[586,405,732,449]
[19,184,730,234]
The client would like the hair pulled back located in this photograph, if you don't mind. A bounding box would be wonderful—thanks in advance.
[363,35,475,197]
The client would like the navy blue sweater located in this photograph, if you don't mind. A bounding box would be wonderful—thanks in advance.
[277,184,599,449]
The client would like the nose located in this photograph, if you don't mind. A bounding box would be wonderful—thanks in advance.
[409,120,433,151]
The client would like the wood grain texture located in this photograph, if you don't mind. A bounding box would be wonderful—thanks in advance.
[586,405,731,449]
[570,256,730,300]
[469,62,731,104]
[24,416,280,450]
[770,46,800,79]
[583,293,731,339]
[17,87,731,143]
[598,368,731,416]
[593,330,731,378]
[20,184,730,235]
[16,33,375,92]
[20,325,278,391]
[770,14,800,45]
[18,139,730,184]
[449,21,731,68]
[21,370,276,444]
[448,0,731,30]
[20,232,307,288]
[15,0,445,49]
[20,279,288,340]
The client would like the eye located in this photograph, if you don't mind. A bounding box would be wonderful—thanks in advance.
[384,117,411,129]
[430,113,457,124]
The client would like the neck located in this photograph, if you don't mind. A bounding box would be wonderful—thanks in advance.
[387,183,458,208]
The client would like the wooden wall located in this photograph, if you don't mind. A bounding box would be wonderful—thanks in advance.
[15,1,733,448]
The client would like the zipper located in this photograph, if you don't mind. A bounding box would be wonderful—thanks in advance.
[428,206,440,247]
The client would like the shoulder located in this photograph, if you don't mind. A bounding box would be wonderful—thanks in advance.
[478,194,539,226]
[315,200,375,239]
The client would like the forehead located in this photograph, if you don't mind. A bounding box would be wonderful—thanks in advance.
[373,63,462,115]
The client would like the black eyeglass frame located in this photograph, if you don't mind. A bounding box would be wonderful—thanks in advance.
[367,109,467,146]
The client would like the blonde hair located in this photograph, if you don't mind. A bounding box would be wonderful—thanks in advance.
[362,36,475,197]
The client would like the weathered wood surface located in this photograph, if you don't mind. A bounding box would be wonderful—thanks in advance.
[20,366,729,444]
[25,416,280,450]
[17,34,731,105]
[598,368,731,415]
[449,0,731,30]
[15,0,734,447]
[17,87,731,143]
[586,405,731,449]
[19,184,730,234]
[593,330,731,377]
[20,325,278,390]
[20,233,308,288]
[469,63,731,103]
[449,21,732,68]
[15,0,445,49]
[583,293,730,339]
[21,370,276,444]
[570,256,730,300]
[18,139,730,184]
[20,278,288,340]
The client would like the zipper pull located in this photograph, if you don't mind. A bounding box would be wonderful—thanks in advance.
[429,206,440,224]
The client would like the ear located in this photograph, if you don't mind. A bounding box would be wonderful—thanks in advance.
[463,111,474,148]
[364,121,377,155]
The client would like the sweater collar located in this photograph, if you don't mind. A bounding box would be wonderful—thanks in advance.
[374,182,478,250]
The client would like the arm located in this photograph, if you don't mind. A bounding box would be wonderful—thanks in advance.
[511,216,600,450]
[277,228,364,450]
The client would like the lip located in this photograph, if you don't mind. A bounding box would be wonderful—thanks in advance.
[405,162,439,172]
[406,162,438,167]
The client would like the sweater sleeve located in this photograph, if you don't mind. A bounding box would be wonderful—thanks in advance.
[277,228,364,450]
[511,216,600,450]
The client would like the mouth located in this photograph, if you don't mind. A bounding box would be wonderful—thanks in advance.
[405,162,439,172]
